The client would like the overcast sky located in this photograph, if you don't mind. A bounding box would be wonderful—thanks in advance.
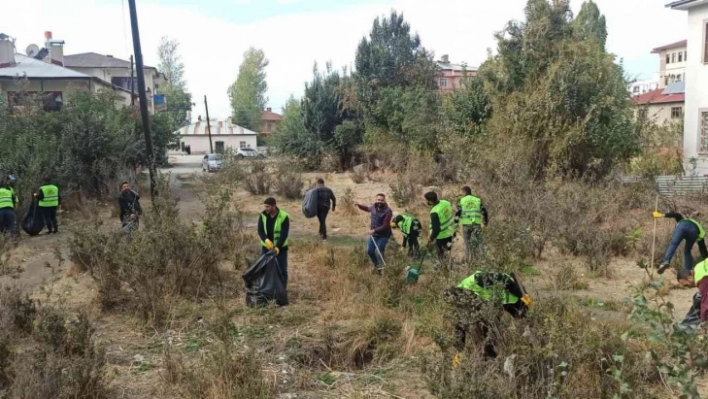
[1,0,687,119]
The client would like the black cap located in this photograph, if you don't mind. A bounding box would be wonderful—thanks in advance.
[424,191,438,202]
[264,197,277,206]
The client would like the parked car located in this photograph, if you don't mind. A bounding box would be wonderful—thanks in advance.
[202,153,223,172]
[236,147,266,159]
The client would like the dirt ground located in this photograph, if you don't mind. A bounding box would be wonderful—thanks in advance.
[2,163,705,398]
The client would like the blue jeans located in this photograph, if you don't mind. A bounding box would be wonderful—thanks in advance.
[664,220,699,270]
[367,235,389,268]
[261,247,288,287]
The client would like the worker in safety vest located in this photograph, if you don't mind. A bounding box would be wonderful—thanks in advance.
[0,179,18,236]
[677,260,708,324]
[258,197,290,288]
[35,177,60,234]
[391,213,422,258]
[424,191,456,259]
[447,271,531,359]
[455,186,488,261]
[654,210,708,274]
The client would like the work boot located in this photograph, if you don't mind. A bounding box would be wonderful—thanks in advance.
[657,262,671,275]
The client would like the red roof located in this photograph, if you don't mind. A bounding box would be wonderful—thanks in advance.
[261,110,282,122]
[651,40,687,53]
[633,88,685,105]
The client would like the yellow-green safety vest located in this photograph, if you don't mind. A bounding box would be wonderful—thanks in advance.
[686,218,706,240]
[459,195,483,225]
[0,188,14,209]
[695,260,708,285]
[430,200,455,240]
[398,215,415,236]
[458,271,520,305]
[38,184,59,207]
[261,210,290,248]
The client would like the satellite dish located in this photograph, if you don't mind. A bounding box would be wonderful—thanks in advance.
[26,44,40,58]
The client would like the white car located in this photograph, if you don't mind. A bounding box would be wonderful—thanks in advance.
[236,148,265,159]
[202,153,223,172]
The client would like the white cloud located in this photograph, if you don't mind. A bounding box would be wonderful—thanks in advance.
[0,0,686,119]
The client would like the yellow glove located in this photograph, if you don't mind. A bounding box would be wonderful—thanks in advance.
[452,353,463,370]
[521,294,533,308]
[265,239,274,250]
[390,222,398,229]
[652,211,664,219]
[274,247,280,255]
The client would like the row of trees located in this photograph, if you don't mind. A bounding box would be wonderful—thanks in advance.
[266,0,641,179]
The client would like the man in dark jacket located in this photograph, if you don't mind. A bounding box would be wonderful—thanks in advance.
[0,179,17,236]
[654,210,708,273]
[258,197,290,287]
[118,182,142,233]
[356,194,392,270]
[315,178,336,241]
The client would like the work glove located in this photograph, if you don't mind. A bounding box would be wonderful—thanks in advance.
[452,353,463,370]
[274,247,280,255]
[390,222,398,229]
[652,211,664,219]
[265,239,274,250]
[521,294,533,308]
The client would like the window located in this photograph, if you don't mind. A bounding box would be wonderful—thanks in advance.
[439,78,447,87]
[633,86,640,94]
[701,112,708,152]
[678,74,683,82]
[685,50,688,62]
[7,91,63,112]
[239,141,246,148]
[672,53,676,63]
[665,75,669,86]
[679,52,683,62]
[705,22,708,63]
[265,121,272,131]
[111,77,137,91]
[666,54,671,64]
[671,107,683,119]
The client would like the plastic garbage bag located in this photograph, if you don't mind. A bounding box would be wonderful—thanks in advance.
[302,188,318,219]
[21,198,44,236]
[242,250,289,307]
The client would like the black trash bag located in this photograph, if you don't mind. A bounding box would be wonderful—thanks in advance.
[302,188,318,219]
[242,250,288,307]
[22,198,44,236]
[681,292,702,326]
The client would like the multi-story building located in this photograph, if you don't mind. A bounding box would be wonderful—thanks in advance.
[436,55,476,93]
[652,39,688,88]
[628,76,660,96]
[260,107,282,136]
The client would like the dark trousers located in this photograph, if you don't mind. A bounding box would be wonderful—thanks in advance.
[0,208,16,236]
[41,206,58,232]
[664,221,698,270]
[261,247,289,288]
[436,237,453,258]
[317,207,329,239]
[403,231,420,258]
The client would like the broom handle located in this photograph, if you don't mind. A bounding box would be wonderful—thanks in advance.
[651,195,658,267]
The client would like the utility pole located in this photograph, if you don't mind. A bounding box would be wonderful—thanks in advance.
[204,95,214,154]
[129,55,135,106]
[128,0,157,199]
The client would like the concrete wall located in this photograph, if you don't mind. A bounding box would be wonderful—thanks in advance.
[0,79,131,107]
[179,135,258,154]
[644,102,684,126]
[659,46,688,88]
[683,4,708,175]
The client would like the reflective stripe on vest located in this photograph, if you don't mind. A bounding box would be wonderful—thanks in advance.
[0,188,13,209]
[695,260,708,285]
[686,218,706,240]
[457,271,519,305]
[459,195,482,225]
[38,185,59,207]
[261,210,290,248]
[399,215,414,236]
[430,200,455,240]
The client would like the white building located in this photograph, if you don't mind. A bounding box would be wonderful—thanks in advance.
[652,40,688,88]
[668,0,708,175]
[628,76,660,96]
[176,118,258,154]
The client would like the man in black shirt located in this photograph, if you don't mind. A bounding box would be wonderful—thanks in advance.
[315,179,336,241]
[118,182,142,233]
[258,197,290,287]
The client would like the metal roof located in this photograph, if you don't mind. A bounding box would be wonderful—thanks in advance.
[63,52,156,69]
[0,54,90,79]
[651,40,687,53]
[176,119,259,136]
[667,0,708,9]
[662,81,685,95]
[436,61,477,72]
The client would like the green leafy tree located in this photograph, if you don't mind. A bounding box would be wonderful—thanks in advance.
[442,76,491,136]
[271,96,323,159]
[573,0,607,49]
[157,37,192,131]
[228,48,269,131]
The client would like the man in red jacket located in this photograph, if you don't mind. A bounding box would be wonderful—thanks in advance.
[678,260,708,324]
[356,193,392,271]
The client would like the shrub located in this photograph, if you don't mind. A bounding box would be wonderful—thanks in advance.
[551,264,588,291]
[274,161,304,200]
[389,175,422,207]
[350,168,366,184]
[340,188,357,215]
[243,160,273,196]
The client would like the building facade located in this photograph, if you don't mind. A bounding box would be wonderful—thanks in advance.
[628,77,660,96]
[260,107,282,135]
[669,0,708,174]
[176,118,258,154]
[652,40,688,88]
[436,55,476,93]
